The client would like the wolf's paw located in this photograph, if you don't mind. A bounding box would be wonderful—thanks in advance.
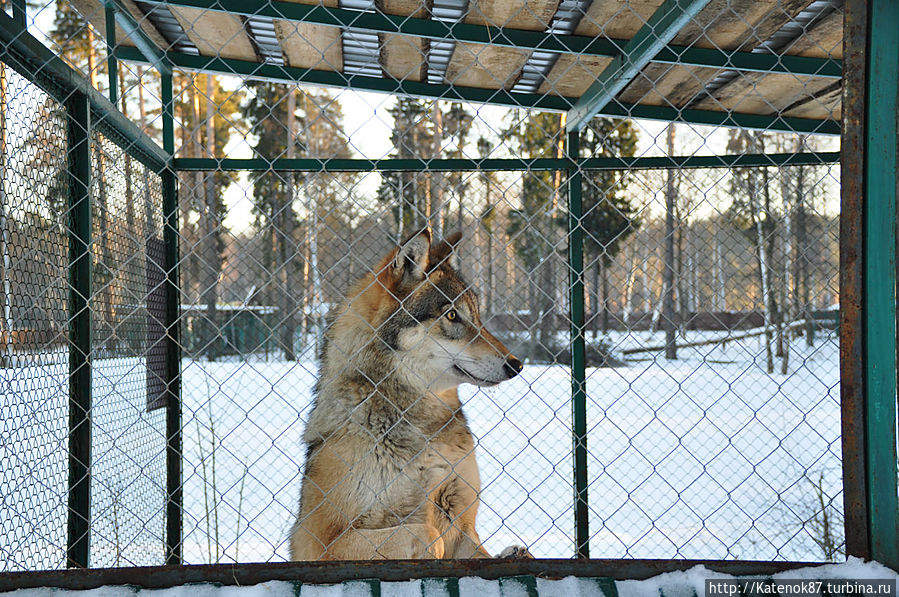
[498,545,532,559]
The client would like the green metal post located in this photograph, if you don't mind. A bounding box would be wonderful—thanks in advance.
[864,0,899,570]
[11,0,25,27]
[66,90,92,569]
[105,6,118,107]
[161,70,182,565]
[567,130,589,558]
[567,0,712,131]
[172,152,839,173]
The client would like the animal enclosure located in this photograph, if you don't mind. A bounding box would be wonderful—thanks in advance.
[0,0,896,584]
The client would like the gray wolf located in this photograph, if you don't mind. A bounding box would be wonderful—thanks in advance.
[289,229,525,560]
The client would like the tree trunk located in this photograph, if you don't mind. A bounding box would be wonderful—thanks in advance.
[676,217,688,334]
[749,164,774,374]
[623,243,635,326]
[601,260,610,334]
[429,102,443,236]
[536,249,555,362]
[763,167,783,360]
[796,156,814,346]
[663,124,677,359]
[280,88,297,361]
[715,226,726,311]
[305,97,323,352]
[592,260,601,340]
[0,64,12,367]
[196,76,219,360]
[483,179,494,315]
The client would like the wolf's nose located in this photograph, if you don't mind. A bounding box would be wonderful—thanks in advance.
[504,356,523,379]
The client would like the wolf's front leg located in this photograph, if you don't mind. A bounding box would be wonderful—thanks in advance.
[325,523,445,560]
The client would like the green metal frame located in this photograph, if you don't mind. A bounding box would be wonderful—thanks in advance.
[66,90,93,569]
[0,12,169,170]
[136,0,841,79]
[1,0,892,570]
[567,130,589,558]
[568,0,712,131]
[105,6,119,106]
[863,0,899,570]
[115,48,840,135]
[101,0,171,75]
[11,0,25,27]
[161,71,183,566]
[173,152,839,172]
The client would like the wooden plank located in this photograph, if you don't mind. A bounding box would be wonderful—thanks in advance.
[275,21,342,71]
[376,0,426,16]
[567,0,714,130]
[379,0,427,82]
[670,0,809,49]
[380,34,427,82]
[615,63,721,107]
[685,3,843,120]
[618,0,811,108]
[70,0,169,50]
[465,0,560,31]
[537,54,612,96]
[444,43,530,89]
[444,0,560,90]
[575,0,663,39]
[693,72,841,121]
[169,7,256,61]
[781,81,841,120]
[120,0,169,49]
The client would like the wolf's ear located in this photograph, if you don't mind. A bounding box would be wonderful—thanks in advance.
[394,228,431,282]
[429,231,462,268]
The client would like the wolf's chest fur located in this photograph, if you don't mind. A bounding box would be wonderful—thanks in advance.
[305,380,476,528]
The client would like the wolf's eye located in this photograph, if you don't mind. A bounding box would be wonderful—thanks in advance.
[446,309,457,322]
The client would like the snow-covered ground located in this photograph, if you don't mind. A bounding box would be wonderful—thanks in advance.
[178,330,842,564]
[0,329,843,569]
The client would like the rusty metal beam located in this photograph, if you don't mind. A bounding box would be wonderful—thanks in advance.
[0,559,828,591]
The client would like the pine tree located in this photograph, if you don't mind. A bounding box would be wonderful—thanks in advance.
[578,117,639,334]
[176,73,243,359]
[377,98,432,237]
[504,111,563,361]
[243,84,354,357]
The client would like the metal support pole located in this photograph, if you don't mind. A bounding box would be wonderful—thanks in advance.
[11,0,25,28]
[567,129,588,558]
[839,0,869,561]
[105,6,118,107]
[66,90,92,569]
[863,0,898,570]
[161,71,182,565]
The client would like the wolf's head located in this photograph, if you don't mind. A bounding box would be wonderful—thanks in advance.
[323,229,522,394]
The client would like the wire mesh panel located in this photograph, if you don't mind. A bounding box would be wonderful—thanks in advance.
[0,56,169,571]
[167,106,839,564]
[0,61,70,572]
[3,0,853,571]
[88,130,167,567]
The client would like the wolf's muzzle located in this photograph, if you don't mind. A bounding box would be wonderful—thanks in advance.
[504,356,523,379]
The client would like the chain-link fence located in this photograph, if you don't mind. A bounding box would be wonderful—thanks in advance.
[0,0,871,575]
[0,30,171,570]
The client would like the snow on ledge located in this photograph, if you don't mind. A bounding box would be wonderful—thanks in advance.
[6,559,898,597]
[616,559,898,597]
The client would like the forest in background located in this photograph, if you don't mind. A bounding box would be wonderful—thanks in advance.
[0,5,840,374]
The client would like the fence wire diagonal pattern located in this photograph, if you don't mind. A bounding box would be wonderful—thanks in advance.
[0,0,860,573]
